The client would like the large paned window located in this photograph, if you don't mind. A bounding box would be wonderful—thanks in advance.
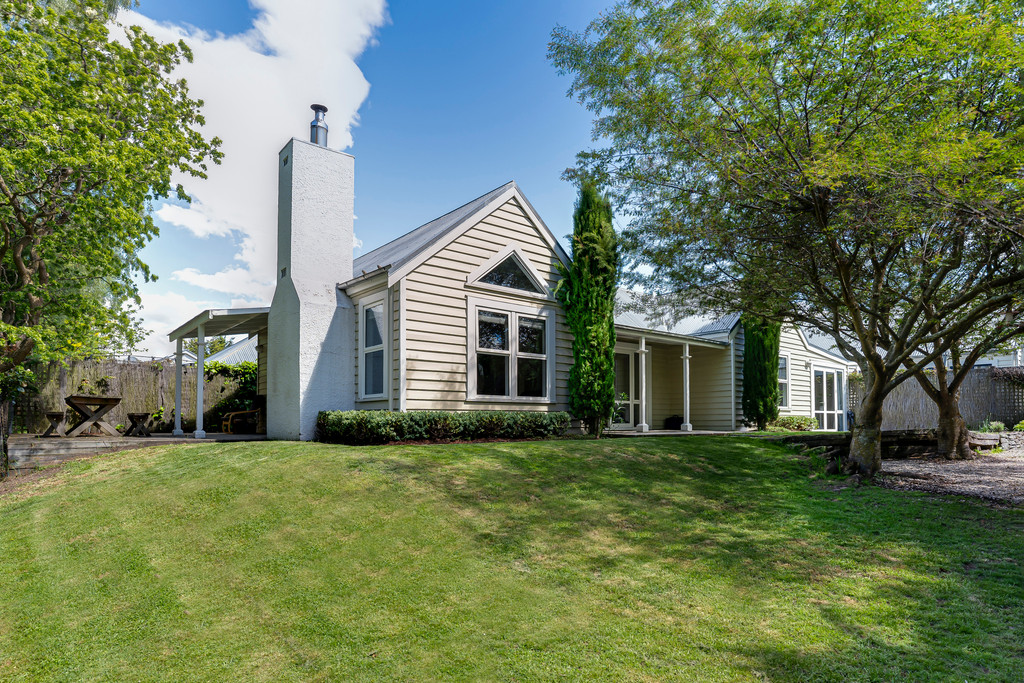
[470,298,554,401]
[359,296,387,399]
[778,354,790,408]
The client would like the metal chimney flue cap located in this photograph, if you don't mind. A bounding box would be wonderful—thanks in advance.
[310,104,329,146]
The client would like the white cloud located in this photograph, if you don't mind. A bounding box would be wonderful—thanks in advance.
[136,291,219,356]
[125,0,388,307]
[172,267,275,302]
[154,201,235,239]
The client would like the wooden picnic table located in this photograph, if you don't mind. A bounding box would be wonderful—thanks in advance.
[64,395,122,437]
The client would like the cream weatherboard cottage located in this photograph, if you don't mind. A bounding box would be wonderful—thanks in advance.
[167,109,850,439]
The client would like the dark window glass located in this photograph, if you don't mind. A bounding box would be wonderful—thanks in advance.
[778,356,788,380]
[518,317,545,354]
[779,382,789,407]
[477,353,509,396]
[480,256,542,293]
[614,353,630,398]
[364,304,384,348]
[517,358,545,397]
[365,349,384,395]
[478,311,509,350]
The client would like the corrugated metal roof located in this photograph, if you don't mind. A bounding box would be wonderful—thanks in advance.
[613,290,740,339]
[353,181,516,275]
[203,336,259,365]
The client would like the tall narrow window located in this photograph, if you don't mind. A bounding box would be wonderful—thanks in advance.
[362,300,385,398]
[778,355,789,408]
[477,310,510,396]
[517,316,546,397]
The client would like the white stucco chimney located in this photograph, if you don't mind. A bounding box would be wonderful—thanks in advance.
[267,107,356,440]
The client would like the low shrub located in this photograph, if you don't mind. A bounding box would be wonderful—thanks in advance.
[1014,420,1024,432]
[978,420,1006,433]
[317,410,571,445]
[767,415,819,432]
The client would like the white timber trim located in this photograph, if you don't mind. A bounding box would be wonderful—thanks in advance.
[398,281,407,412]
[681,343,692,431]
[638,337,649,432]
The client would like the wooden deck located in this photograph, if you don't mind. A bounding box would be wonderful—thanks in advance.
[7,434,266,475]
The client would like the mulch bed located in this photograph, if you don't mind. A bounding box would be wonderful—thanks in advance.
[878,451,1024,505]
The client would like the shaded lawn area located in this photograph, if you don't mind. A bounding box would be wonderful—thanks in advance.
[0,437,1021,682]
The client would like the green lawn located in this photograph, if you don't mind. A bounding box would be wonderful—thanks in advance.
[0,438,1021,682]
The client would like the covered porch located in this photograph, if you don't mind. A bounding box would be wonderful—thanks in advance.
[167,308,269,438]
[611,328,737,433]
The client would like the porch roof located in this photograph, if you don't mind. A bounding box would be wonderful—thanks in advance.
[614,323,729,349]
[167,307,270,342]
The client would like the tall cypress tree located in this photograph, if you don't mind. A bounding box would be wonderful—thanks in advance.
[741,315,782,431]
[556,182,620,437]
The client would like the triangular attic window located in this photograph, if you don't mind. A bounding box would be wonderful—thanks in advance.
[480,254,544,293]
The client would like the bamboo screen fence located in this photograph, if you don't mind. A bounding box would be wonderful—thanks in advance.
[12,359,230,434]
[849,367,1024,430]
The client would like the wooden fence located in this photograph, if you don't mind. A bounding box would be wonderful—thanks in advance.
[849,367,1024,430]
[12,359,230,434]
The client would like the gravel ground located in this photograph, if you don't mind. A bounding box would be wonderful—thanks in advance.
[879,449,1024,505]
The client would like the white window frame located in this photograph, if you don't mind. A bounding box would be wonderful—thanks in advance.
[467,295,556,403]
[358,293,389,401]
[465,243,552,301]
[778,352,790,409]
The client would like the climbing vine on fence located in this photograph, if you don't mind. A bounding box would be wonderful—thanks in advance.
[992,367,1024,386]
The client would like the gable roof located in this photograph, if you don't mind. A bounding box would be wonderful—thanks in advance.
[350,181,570,288]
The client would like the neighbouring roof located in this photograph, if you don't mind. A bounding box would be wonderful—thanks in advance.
[353,181,517,276]
[203,335,259,365]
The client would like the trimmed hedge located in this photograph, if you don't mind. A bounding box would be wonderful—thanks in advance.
[316,410,571,445]
[767,415,819,432]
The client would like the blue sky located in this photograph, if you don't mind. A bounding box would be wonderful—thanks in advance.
[128,0,609,354]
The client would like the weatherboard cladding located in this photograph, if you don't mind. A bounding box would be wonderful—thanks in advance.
[401,197,572,411]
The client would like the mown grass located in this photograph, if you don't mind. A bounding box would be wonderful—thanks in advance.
[0,437,1021,681]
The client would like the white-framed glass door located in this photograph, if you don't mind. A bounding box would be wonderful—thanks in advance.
[610,347,641,430]
[812,368,846,431]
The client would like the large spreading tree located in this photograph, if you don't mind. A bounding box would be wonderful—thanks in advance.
[550,0,1024,475]
[0,0,220,462]
[556,182,621,437]
[0,0,220,374]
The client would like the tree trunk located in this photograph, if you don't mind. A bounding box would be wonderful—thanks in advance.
[935,391,974,460]
[849,394,884,477]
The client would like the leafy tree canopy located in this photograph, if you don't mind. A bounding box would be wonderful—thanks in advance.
[0,0,221,374]
[550,0,1024,474]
